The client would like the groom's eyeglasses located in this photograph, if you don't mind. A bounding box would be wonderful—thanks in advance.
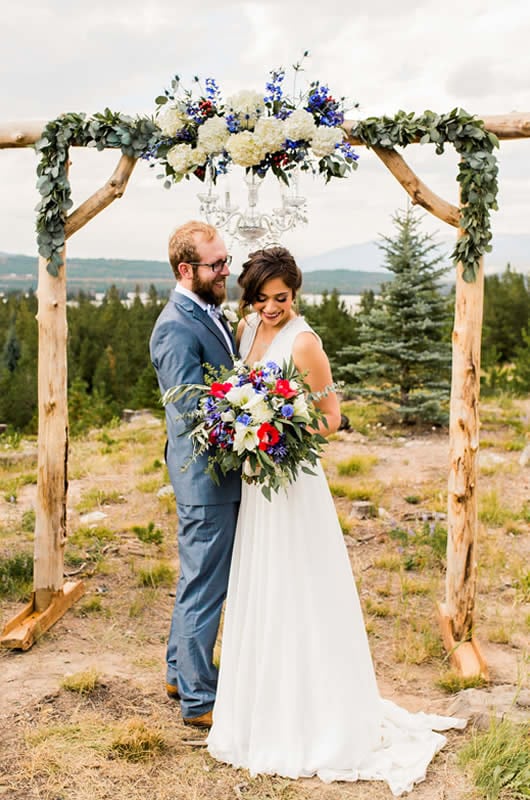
[187,255,232,273]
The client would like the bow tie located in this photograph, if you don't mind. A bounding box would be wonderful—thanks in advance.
[206,304,223,320]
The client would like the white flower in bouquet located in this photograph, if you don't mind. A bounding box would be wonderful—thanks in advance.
[233,423,260,455]
[310,126,344,158]
[156,105,187,136]
[284,109,317,142]
[225,131,266,167]
[293,394,311,422]
[245,397,274,424]
[254,117,286,153]
[226,90,265,130]
[198,116,230,154]
[221,410,235,422]
[225,382,259,407]
[166,143,206,174]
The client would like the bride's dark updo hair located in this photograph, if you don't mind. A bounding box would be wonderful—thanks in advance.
[238,246,303,314]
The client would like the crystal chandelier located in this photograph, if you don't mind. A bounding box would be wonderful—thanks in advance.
[197,169,307,246]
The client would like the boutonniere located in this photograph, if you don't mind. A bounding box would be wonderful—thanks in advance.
[222,306,239,325]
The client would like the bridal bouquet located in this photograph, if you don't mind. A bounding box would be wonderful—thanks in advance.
[149,53,358,188]
[162,358,329,499]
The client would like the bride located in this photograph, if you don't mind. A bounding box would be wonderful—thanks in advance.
[206,246,465,797]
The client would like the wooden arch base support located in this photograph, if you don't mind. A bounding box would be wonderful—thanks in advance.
[437,602,488,680]
[0,580,84,650]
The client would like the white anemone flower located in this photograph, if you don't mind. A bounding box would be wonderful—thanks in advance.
[225,383,260,407]
[233,423,260,455]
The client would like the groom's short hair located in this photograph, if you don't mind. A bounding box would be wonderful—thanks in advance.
[168,221,217,280]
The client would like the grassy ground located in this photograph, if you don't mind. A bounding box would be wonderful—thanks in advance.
[0,397,528,800]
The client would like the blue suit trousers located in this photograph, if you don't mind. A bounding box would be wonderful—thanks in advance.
[167,501,238,718]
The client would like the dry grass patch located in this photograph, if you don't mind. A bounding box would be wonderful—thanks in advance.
[435,671,488,693]
[61,667,101,694]
[136,560,176,589]
[336,454,378,477]
[110,718,168,762]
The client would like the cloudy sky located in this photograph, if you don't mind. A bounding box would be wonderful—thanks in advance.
[1,0,529,271]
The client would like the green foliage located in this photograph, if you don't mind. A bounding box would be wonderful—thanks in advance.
[300,290,360,373]
[436,671,487,693]
[339,206,452,424]
[0,288,165,433]
[136,561,176,588]
[35,111,159,273]
[132,522,164,545]
[389,521,447,570]
[352,108,499,281]
[0,551,33,599]
[482,265,530,367]
[458,717,530,800]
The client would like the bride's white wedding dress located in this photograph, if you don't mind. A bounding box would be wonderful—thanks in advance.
[207,315,465,797]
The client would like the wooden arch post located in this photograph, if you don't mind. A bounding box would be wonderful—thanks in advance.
[0,126,137,648]
[345,113,530,676]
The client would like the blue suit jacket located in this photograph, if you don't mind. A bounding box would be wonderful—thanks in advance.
[150,290,241,506]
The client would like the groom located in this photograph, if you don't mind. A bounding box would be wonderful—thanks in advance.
[150,221,241,728]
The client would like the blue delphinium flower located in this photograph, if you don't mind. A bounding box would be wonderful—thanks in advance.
[205,77,221,105]
[264,69,285,105]
[268,433,288,463]
[236,413,252,426]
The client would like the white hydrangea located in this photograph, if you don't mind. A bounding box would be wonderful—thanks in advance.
[226,90,265,130]
[225,131,266,167]
[284,109,317,142]
[310,126,344,158]
[156,105,188,136]
[166,143,206,175]
[254,116,286,154]
[197,115,230,154]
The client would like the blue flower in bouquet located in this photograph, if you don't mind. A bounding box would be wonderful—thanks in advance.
[281,404,294,419]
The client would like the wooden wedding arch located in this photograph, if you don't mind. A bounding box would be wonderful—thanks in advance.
[1,111,529,676]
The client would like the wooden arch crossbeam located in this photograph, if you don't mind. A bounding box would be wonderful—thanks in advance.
[0,114,529,669]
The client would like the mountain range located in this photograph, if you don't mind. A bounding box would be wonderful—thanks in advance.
[1,233,528,294]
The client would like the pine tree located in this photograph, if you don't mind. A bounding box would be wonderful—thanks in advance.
[300,289,359,374]
[339,206,452,424]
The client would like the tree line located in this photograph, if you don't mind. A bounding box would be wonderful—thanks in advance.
[1,209,529,434]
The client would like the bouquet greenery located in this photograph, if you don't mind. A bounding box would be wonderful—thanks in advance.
[162,358,329,500]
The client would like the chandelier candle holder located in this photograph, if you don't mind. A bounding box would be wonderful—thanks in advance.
[149,55,359,246]
[197,169,308,245]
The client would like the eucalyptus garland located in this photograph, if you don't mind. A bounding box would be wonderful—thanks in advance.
[35,107,498,282]
[350,108,499,282]
[35,110,159,275]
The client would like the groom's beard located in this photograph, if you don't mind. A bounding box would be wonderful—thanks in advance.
[191,269,226,306]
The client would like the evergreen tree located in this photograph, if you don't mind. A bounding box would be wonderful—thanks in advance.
[512,327,530,393]
[300,290,360,374]
[338,207,452,424]
[481,265,530,366]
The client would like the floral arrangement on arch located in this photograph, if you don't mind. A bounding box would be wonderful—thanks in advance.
[150,54,359,187]
[162,357,329,500]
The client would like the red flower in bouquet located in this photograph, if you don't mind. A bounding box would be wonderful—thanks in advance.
[257,422,281,451]
[209,382,233,398]
[272,378,297,399]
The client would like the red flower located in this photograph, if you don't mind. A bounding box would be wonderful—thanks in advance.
[257,422,281,451]
[209,382,233,398]
[273,378,297,399]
